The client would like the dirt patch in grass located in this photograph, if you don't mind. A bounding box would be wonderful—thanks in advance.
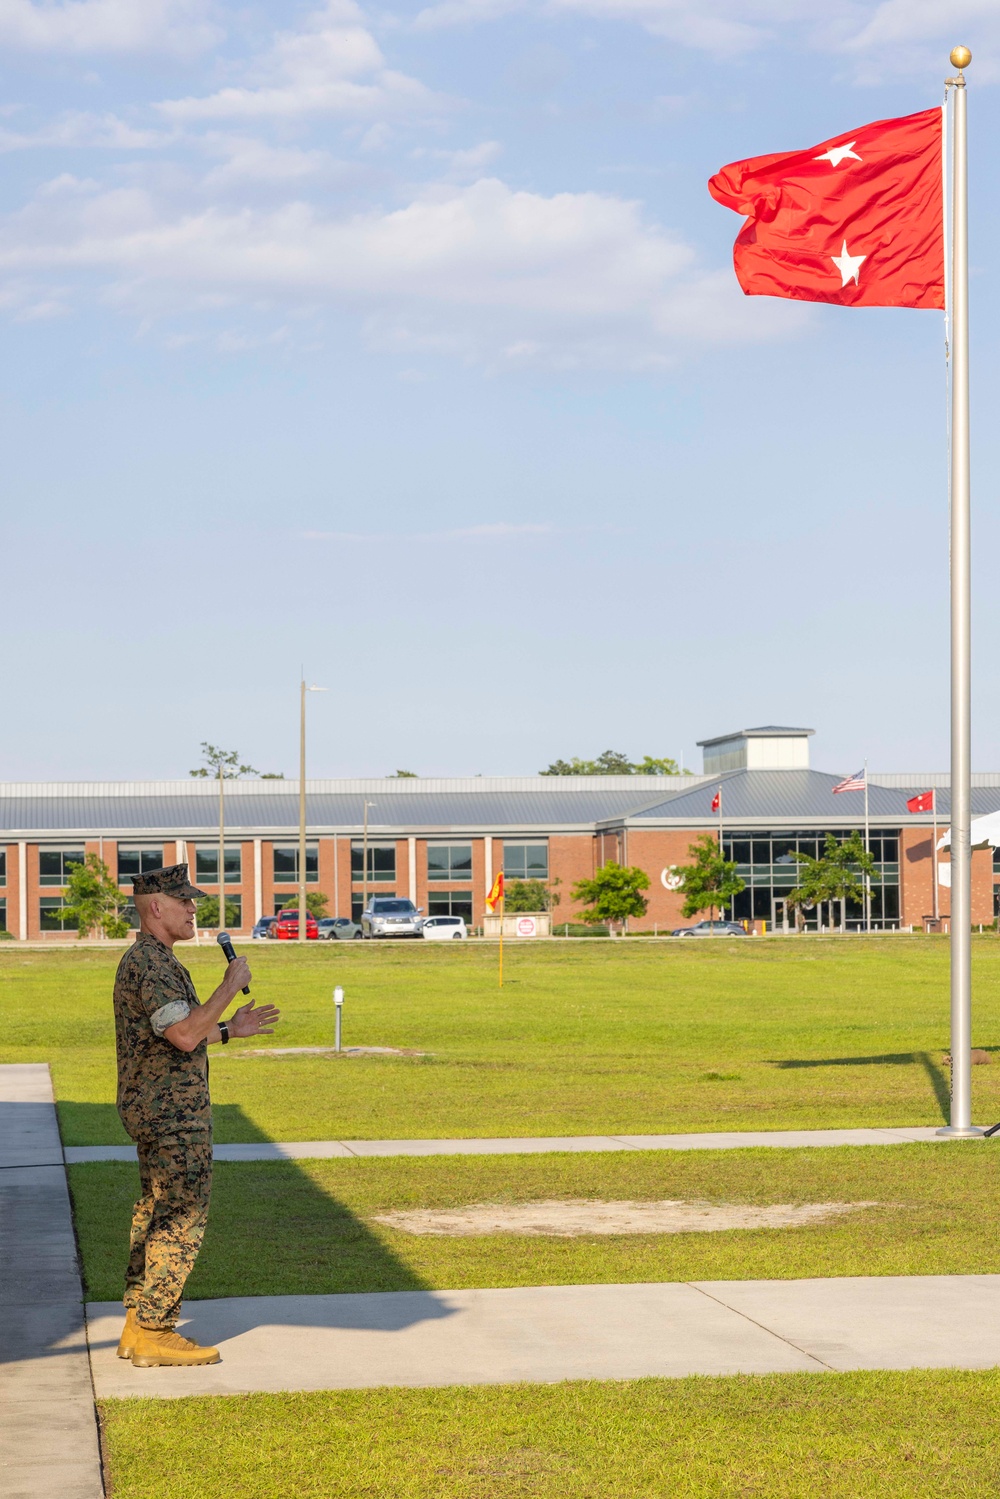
[373,1198,877,1236]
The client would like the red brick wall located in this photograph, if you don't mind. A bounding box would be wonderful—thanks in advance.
[900,825,994,926]
[549,834,597,923]
[624,829,702,929]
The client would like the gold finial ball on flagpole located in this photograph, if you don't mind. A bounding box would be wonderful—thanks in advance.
[950,45,972,70]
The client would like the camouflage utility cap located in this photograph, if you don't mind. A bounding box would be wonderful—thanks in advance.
[132,864,207,899]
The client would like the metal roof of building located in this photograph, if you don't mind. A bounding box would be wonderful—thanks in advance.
[697,725,815,746]
[625,769,1000,827]
[1,769,997,838]
[0,786,691,837]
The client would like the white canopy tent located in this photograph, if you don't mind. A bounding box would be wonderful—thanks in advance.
[937,809,1000,851]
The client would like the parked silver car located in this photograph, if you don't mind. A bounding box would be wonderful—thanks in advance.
[671,920,746,937]
[361,897,424,938]
[317,917,363,941]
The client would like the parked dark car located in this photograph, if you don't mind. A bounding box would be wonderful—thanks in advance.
[317,917,363,941]
[671,920,747,937]
[252,916,278,940]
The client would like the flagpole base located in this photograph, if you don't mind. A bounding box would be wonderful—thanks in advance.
[936,1124,985,1137]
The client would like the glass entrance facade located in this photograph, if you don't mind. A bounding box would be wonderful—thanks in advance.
[722,830,901,929]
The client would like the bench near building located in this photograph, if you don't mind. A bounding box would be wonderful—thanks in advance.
[1,727,998,939]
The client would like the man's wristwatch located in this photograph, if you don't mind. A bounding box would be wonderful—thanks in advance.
[219,1021,230,1045]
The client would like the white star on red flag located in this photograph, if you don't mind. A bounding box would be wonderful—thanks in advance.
[831,240,866,287]
[815,141,861,167]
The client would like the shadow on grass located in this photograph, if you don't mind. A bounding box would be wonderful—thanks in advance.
[57,1103,454,1364]
[771,1052,950,1122]
[57,1100,283,1147]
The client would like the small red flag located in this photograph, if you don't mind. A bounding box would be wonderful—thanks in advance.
[708,108,943,309]
[907,790,935,813]
[711,791,721,813]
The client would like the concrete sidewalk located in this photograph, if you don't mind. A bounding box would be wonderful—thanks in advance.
[0,1065,103,1499]
[88,1273,1000,1400]
[65,1124,959,1164]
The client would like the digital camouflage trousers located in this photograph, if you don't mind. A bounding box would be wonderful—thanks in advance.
[124,1131,213,1329]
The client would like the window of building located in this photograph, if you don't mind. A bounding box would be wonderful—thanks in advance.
[39,897,73,931]
[722,830,901,930]
[117,847,164,885]
[352,890,395,921]
[0,899,6,931]
[427,845,472,882]
[0,850,6,885]
[196,846,243,884]
[427,890,473,922]
[38,849,85,887]
[502,842,549,882]
[273,844,318,885]
[350,843,396,884]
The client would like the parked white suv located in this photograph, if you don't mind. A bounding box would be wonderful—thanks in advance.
[361,897,424,938]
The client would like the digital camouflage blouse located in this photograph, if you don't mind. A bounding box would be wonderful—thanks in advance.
[113,933,211,1140]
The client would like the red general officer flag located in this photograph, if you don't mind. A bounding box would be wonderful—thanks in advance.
[711,790,721,813]
[907,790,936,813]
[708,108,943,309]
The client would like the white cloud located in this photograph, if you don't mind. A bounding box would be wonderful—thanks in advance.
[200,136,335,189]
[0,172,806,369]
[0,111,169,152]
[410,0,999,78]
[158,0,444,121]
[0,0,219,55]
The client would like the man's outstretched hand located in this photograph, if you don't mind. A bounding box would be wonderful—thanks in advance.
[228,997,281,1039]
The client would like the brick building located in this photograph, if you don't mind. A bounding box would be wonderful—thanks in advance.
[2,727,998,939]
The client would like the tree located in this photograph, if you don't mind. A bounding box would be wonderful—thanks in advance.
[189,744,281,779]
[195,895,244,928]
[276,891,330,918]
[788,833,879,933]
[634,755,687,776]
[674,835,746,922]
[504,879,560,913]
[60,854,132,939]
[540,751,689,776]
[392,770,417,778]
[571,862,649,933]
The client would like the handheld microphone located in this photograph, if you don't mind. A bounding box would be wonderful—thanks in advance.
[217,931,250,995]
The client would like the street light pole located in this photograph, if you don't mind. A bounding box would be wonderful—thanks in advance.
[298,677,327,944]
[362,799,376,926]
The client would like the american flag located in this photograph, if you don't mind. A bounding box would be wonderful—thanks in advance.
[832,768,866,793]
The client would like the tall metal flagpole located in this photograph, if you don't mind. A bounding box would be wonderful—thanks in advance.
[863,761,870,932]
[940,46,981,1137]
[218,770,225,934]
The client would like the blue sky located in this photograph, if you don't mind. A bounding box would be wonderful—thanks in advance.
[1,0,998,781]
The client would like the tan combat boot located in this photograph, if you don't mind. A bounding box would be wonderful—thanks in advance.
[131,1327,221,1368]
[117,1307,138,1360]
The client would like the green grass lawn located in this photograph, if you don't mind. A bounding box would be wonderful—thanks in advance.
[6,937,1000,1143]
[99,1368,1000,1498]
[71,1142,1000,1301]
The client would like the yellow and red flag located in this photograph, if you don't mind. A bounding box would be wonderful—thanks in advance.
[485,871,504,912]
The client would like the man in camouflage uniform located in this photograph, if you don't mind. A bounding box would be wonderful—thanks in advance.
[112,864,280,1368]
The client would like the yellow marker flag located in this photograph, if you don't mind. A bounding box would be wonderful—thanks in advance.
[485,871,504,912]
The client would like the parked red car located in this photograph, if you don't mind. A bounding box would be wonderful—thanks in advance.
[274,909,319,940]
